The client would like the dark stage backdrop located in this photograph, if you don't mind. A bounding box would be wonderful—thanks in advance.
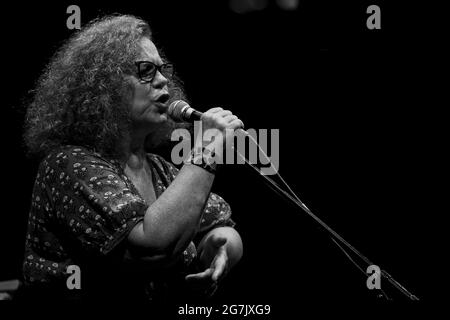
[1,0,438,311]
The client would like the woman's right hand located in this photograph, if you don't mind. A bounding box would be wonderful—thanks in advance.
[200,107,244,159]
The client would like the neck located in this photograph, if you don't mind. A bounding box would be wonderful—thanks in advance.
[122,129,149,171]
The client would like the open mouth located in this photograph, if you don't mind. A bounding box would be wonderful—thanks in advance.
[155,93,170,105]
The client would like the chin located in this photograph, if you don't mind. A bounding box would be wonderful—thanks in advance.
[157,113,168,122]
[147,113,168,125]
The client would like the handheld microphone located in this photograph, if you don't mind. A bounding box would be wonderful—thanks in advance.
[168,100,203,123]
[168,100,248,138]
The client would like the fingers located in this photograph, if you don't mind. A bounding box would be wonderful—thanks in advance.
[203,110,233,122]
[204,108,235,121]
[185,244,228,283]
[224,114,238,123]
[228,119,245,130]
[212,248,228,282]
[205,107,223,114]
[202,109,243,129]
[200,107,245,153]
[184,245,229,298]
[185,268,218,298]
[185,268,214,283]
[214,110,233,118]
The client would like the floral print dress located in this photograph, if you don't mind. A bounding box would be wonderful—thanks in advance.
[21,145,235,301]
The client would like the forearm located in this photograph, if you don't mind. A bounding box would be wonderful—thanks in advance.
[129,164,214,258]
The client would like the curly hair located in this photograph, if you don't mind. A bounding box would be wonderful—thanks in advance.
[23,14,187,161]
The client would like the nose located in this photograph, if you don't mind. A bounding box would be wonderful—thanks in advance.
[152,70,169,89]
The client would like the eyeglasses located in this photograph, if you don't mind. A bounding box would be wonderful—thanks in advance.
[135,61,174,83]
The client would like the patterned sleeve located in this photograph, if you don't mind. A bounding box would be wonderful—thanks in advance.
[43,146,148,256]
[150,154,236,234]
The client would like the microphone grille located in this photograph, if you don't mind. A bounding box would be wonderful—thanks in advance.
[168,100,189,122]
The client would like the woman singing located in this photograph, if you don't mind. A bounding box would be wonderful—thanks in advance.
[20,14,243,302]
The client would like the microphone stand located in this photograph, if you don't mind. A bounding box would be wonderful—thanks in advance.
[231,145,419,301]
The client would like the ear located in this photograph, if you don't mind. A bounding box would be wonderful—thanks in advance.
[124,74,138,85]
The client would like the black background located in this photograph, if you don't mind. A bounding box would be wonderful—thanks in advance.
[0,0,441,312]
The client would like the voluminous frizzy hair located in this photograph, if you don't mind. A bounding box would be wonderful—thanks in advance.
[23,14,186,161]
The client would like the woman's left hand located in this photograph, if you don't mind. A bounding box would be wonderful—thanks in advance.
[185,233,229,296]
[185,227,243,297]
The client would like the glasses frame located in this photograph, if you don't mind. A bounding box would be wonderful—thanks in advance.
[135,61,174,83]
